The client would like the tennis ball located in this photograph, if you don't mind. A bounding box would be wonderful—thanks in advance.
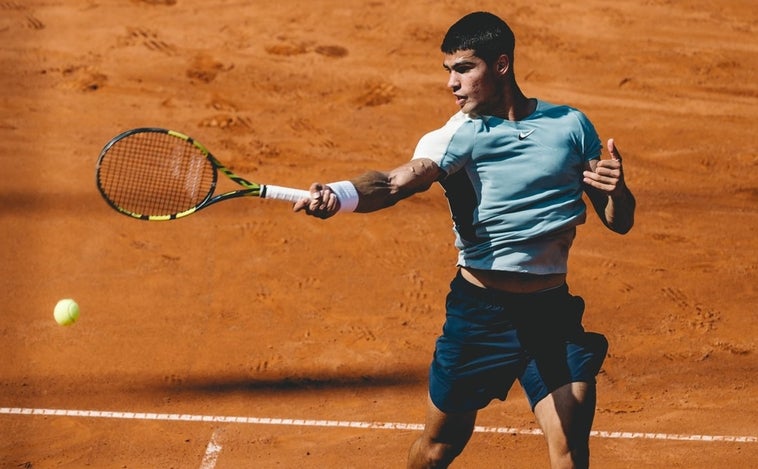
[54,299,80,326]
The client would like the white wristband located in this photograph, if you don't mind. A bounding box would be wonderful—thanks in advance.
[327,180,359,213]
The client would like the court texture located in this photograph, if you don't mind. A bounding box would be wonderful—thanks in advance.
[1,0,755,467]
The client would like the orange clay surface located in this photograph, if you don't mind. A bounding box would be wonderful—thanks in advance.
[1,1,756,467]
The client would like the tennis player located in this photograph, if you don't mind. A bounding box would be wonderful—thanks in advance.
[295,11,636,468]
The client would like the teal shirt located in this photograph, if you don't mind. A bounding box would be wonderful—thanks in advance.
[412,100,602,274]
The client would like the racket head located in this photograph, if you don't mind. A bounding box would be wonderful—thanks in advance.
[96,128,218,220]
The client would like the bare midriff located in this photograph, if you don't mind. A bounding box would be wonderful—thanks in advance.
[460,267,567,294]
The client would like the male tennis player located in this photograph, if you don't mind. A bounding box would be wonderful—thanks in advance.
[295,11,635,468]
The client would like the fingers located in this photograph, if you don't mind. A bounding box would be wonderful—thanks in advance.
[591,160,622,177]
[578,139,628,199]
[293,183,339,219]
[583,139,627,196]
[607,138,622,162]
[583,165,620,192]
[310,187,339,213]
[602,138,623,179]
[586,138,623,179]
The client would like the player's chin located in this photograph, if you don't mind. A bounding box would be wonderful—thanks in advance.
[460,101,482,115]
[458,100,473,112]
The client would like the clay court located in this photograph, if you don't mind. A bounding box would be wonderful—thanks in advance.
[1,0,756,467]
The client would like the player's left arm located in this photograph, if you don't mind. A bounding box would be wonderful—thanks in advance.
[583,138,636,234]
[294,158,443,219]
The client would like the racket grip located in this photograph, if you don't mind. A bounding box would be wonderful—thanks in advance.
[263,185,311,203]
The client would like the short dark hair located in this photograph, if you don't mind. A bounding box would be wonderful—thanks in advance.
[441,11,515,65]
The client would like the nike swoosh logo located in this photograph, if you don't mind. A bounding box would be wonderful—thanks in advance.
[518,129,535,140]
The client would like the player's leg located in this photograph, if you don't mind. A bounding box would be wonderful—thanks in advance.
[407,394,477,469]
[518,289,606,469]
[533,381,596,469]
[527,332,607,469]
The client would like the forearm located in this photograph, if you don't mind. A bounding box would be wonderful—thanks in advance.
[349,159,441,213]
[604,187,636,234]
[349,170,401,213]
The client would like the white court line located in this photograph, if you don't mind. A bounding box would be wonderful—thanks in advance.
[199,428,223,469]
[1,407,755,443]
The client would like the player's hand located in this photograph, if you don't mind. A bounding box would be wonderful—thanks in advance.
[583,138,627,197]
[293,183,340,219]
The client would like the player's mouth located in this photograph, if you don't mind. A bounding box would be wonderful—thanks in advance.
[454,95,466,107]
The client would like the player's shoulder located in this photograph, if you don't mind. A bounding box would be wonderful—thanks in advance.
[533,99,596,131]
[414,112,478,162]
[534,99,586,118]
[424,111,477,138]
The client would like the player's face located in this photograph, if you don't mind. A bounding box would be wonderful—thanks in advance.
[443,50,501,116]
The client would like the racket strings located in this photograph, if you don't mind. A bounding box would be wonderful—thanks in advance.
[98,131,215,217]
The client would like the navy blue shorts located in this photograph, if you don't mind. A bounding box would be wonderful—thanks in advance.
[429,272,608,413]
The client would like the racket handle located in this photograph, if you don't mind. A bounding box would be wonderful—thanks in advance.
[262,185,311,203]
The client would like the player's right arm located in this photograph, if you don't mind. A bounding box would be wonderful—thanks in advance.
[293,157,443,218]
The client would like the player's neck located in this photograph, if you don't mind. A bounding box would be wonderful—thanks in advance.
[504,87,536,121]
[488,83,535,122]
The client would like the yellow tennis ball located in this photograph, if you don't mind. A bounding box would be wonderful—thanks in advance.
[54,299,80,326]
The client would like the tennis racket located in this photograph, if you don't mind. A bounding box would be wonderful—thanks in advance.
[95,128,310,221]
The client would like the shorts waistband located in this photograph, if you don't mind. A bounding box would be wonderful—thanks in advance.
[451,270,568,305]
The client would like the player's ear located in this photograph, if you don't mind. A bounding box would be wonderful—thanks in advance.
[495,54,510,75]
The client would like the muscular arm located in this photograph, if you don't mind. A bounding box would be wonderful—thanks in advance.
[294,158,444,218]
[352,158,443,212]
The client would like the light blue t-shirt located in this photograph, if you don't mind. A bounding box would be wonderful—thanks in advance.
[412,99,602,274]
